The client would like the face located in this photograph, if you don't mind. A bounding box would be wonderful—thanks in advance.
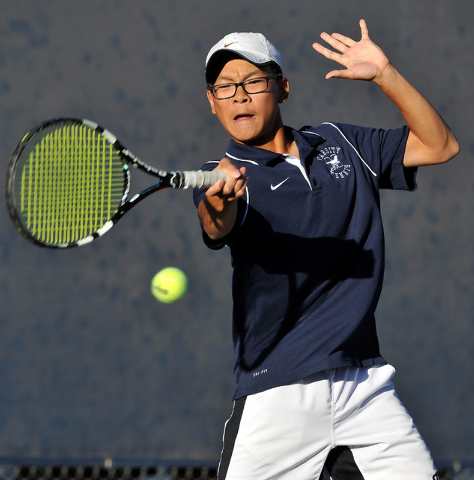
[207,58,289,147]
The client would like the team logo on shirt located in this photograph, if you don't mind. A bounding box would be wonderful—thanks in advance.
[317,147,351,179]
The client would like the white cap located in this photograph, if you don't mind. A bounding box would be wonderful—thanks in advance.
[205,32,282,83]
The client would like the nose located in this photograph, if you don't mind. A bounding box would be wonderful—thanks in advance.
[233,84,250,102]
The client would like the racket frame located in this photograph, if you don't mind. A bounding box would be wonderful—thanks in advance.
[6,117,224,248]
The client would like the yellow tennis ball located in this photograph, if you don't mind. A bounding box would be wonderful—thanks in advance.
[151,267,187,303]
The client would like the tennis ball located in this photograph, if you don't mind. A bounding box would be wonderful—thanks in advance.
[151,267,187,303]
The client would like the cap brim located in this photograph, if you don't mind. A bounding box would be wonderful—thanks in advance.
[205,50,281,84]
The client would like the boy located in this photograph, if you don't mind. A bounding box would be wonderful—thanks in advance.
[193,20,459,480]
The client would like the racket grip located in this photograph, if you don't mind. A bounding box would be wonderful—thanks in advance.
[178,170,228,189]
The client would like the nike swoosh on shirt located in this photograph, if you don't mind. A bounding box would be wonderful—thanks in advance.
[271,177,290,190]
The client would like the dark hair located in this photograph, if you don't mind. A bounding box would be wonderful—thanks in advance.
[266,62,282,75]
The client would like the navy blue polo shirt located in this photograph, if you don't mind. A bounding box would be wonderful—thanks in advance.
[193,122,415,399]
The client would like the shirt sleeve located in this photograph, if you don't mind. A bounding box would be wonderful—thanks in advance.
[335,123,417,191]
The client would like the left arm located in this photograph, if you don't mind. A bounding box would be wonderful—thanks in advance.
[312,19,460,167]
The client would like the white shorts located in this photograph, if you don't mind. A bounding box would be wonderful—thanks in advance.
[218,365,438,480]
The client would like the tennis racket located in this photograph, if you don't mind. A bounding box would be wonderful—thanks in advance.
[6,117,226,248]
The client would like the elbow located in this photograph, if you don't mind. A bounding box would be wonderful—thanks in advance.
[206,228,225,241]
[447,135,461,162]
[438,134,460,164]
[425,130,460,166]
[405,129,460,167]
[205,221,234,241]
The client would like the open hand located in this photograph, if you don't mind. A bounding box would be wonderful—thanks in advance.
[312,19,391,82]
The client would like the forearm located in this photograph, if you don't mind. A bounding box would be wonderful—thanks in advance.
[313,19,459,166]
[374,65,460,166]
[197,159,247,240]
[198,195,238,240]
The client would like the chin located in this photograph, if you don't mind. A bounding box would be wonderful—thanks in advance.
[232,135,261,146]
[229,128,264,144]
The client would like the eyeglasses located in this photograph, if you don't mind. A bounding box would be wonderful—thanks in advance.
[207,73,282,100]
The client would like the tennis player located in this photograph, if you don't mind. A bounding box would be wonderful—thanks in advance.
[193,20,459,480]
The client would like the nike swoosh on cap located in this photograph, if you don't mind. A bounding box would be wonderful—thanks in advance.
[271,177,290,190]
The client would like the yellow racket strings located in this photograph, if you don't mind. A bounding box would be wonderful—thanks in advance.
[18,124,127,245]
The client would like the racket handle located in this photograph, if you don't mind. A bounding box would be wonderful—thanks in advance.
[177,170,228,189]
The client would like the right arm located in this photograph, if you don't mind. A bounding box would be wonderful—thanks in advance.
[198,157,248,240]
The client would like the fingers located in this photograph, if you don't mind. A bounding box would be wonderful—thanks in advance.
[312,32,355,70]
[206,158,248,199]
[316,30,356,54]
[312,41,341,62]
[359,19,369,39]
[326,32,356,51]
[312,37,348,79]
[325,19,369,45]
[313,19,375,80]
[313,19,370,56]
[325,69,347,80]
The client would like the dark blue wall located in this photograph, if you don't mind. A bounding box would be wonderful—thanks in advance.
[0,0,472,466]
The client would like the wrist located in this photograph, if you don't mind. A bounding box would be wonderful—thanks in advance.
[373,62,397,87]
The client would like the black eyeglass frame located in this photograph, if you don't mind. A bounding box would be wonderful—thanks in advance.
[207,73,283,100]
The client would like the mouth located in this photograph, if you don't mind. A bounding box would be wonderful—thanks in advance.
[234,114,255,122]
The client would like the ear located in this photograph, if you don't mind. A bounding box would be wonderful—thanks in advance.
[278,77,290,104]
[207,89,217,114]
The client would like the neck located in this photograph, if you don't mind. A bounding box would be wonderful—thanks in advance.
[236,125,299,158]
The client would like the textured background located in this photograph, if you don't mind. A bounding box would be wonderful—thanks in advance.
[0,0,472,467]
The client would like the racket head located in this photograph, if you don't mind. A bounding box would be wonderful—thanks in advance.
[6,118,130,248]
